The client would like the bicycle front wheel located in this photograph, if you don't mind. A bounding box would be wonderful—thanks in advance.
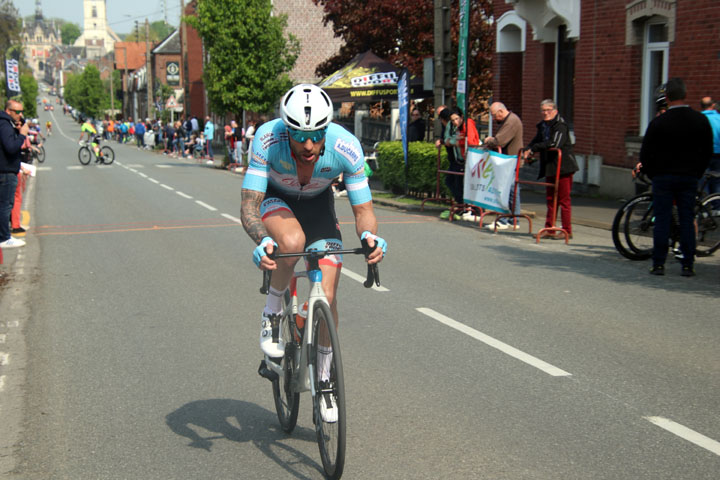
[272,301,300,433]
[78,146,92,165]
[310,301,346,479]
[37,145,46,163]
[623,193,654,260]
[695,193,720,256]
[100,146,115,164]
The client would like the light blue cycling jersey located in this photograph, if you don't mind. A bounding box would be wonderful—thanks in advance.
[242,119,372,206]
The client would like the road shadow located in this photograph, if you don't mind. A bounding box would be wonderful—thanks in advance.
[166,398,321,479]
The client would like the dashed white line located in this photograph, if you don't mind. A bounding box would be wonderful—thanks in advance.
[160,184,174,191]
[0,375,5,392]
[0,353,8,366]
[195,200,217,211]
[37,166,52,171]
[341,268,389,292]
[148,178,160,184]
[156,165,172,168]
[645,416,720,456]
[221,213,242,223]
[138,172,148,178]
[67,166,83,170]
[0,334,6,343]
[176,191,192,199]
[416,307,572,377]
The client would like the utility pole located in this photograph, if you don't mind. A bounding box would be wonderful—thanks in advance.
[146,19,153,120]
[433,0,452,137]
[110,53,115,116]
[180,0,189,117]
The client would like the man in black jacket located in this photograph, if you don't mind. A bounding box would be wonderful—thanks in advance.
[523,99,579,237]
[640,77,713,277]
[1,99,29,249]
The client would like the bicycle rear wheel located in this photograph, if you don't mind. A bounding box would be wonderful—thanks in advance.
[37,145,45,163]
[272,297,300,433]
[622,193,654,260]
[695,193,720,256]
[100,146,115,164]
[78,147,92,165]
[309,301,346,479]
[611,199,636,260]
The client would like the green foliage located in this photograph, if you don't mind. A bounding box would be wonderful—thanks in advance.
[186,0,300,115]
[60,23,81,45]
[123,21,174,43]
[375,141,450,196]
[19,74,38,118]
[0,0,20,54]
[63,65,108,119]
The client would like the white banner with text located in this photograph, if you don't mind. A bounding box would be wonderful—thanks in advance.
[463,148,518,213]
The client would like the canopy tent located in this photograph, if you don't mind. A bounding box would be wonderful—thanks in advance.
[318,50,431,103]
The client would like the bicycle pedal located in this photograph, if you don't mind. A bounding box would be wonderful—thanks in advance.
[257,359,279,382]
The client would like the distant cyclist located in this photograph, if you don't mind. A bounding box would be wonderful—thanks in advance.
[46,120,52,136]
[241,84,387,420]
[79,117,101,157]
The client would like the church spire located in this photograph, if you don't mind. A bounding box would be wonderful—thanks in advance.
[35,0,43,20]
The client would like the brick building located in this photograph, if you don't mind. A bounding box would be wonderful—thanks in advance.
[492,0,720,197]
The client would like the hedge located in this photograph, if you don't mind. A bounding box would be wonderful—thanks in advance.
[374,141,453,197]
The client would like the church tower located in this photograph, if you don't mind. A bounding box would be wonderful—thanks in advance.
[74,0,121,59]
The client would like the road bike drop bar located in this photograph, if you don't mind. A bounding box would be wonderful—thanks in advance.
[260,238,380,294]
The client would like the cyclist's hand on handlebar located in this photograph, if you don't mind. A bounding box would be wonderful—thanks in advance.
[253,236,278,270]
[360,231,387,264]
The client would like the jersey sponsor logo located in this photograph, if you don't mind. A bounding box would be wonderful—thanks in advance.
[334,138,361,166]
[280,159,293,171]
[325,240,342,251]
[320,166,332,173]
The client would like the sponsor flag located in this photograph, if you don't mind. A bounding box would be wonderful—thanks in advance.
[456,0,470,114]
[398,68,409,169]
[5,59,21,97]
[463,148,518,213]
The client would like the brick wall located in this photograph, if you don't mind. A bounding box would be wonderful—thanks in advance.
[273,0,343,83]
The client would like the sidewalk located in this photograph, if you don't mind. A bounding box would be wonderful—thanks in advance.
[369,182,623,232]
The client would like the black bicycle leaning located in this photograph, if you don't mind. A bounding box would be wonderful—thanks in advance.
[611,172,720,260]
[257,240,379,480]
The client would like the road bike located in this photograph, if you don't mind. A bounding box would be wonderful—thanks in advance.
[612,172,720,260]
[257,240,379,479]
[78,137,115,165]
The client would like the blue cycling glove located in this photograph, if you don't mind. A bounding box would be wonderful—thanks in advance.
[361,231,387,256]
[253,236,277,267]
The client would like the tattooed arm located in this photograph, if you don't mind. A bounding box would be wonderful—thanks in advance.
[241,189,268,245]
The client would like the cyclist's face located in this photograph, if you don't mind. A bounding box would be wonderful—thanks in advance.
[288,135,325,165]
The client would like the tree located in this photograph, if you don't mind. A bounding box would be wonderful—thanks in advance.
[186,0,300,115]
[313,0,493,115]
[64,65,107,119]
[123,20,175,43]
[60,22,81,45]
[0,0,20,54]
[19,73,38,118]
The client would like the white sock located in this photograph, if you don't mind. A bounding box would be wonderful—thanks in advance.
[318,346,333,382]
[265,286,286,314]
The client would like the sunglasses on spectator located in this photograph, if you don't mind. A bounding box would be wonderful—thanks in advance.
[10,109,23,114]
[287,127,327,143]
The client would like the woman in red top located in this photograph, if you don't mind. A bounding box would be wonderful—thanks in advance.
[448,107,480,162]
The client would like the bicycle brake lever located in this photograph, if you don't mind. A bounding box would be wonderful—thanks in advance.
[259,248,276,295]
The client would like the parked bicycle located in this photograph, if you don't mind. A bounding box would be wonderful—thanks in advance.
[78,135,115,165]
[257,240,379,480]
[612,171,720,260]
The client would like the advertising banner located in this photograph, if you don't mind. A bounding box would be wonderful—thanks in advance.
[5,59,21,96]
[463,148,518,213]
[456,0,470,114]
[398,68,409,168]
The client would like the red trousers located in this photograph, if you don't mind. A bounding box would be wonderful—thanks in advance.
[11,172,24,229]
[545,173,573,234]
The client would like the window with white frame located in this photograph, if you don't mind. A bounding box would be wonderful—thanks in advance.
[640,20,668,134]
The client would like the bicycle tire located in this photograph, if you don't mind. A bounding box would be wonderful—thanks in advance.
[37,145,45,163]
[611,193,653,260]
[100,146,115,165]
[695,193,720,256]
[78,146,92,165]
[310,301,346,480]
[272,292,300,433]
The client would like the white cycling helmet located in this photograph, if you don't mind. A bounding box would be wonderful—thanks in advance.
[280,84,333,131]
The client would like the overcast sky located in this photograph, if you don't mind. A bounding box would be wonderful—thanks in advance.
[15,0,182,35]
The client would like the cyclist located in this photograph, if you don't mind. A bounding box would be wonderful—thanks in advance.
[79,117,101,157]
[241,84,387,421]
[46,119,52,136]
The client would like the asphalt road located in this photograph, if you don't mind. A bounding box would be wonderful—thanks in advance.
[1,109,719,479]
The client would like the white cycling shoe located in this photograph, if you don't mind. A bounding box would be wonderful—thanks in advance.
[260,312,285,358]
[318,381,338,423]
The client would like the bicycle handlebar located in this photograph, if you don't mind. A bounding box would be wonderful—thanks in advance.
[260,238,380,294]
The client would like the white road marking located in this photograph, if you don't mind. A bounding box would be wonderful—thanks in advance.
[221,213,242,223]
[176,191,192,199]
[0,353,8,366]
[0,334,5,343]
[138,172,148,178]
[156,165,172,168]
[67,166,83,170]
[37,166,52,171]
[645,416,720,456]
[195,200,217,211]
[341,268,389,292]
[148,178,160,184]
[160,184,174,191]
[416,307,572,377]
[0,375,5,392]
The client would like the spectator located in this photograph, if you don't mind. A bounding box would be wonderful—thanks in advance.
[523,99,579,239]
[190,115,200,135]
[700,96,720,195]
[407,108,426,142]
[184,116,193,142]
[203,116,215,161]
[640,78,712,277]
[175,121,187,157]
[134,119,146,148]
[164,121,176,155]
[0,99,29,249]
[447,107,479,162]
[484,102,524,230]
[224,123,235,163]
[435,106,462,206]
